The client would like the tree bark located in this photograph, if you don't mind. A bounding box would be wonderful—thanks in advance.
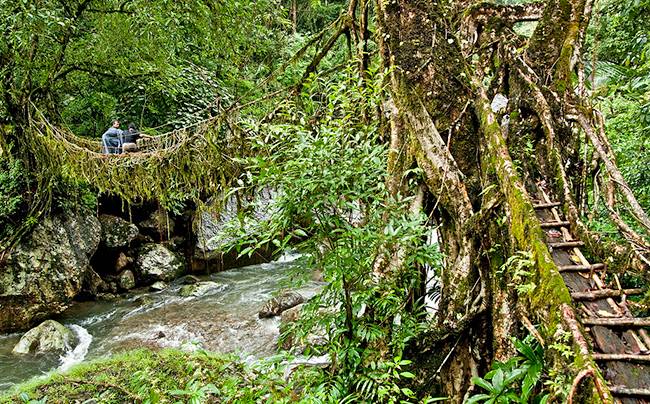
[372,0,629,401]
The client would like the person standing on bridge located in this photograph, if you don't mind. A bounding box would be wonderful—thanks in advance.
[102,119,123,154]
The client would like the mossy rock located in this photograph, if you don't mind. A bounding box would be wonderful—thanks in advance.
[12,320,75,355]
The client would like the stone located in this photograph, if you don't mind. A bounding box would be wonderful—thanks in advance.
[194,187,278,260]
[179,281,228,298]
[115,252,133,272]
[12,320,75,354]
[107,282,118,293]
[169,236,186,250]
[81,268,110,298]
[258,291,305,319]
[177,275,201,285]
[138,210,175,240]
[118,270,136,290]
[99,214,139,248]
[97,293,118,301]
[311,269,324,282]
[150,281,168,291]
[491,93,509,113]
[280,303,305,325]
[134,243,185,283]
[134,295,154,306]
[279,304,329,352]
[0,211,101,332]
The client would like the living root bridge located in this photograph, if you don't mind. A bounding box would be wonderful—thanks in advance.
[373,0,649,401]
[17,106,251,206]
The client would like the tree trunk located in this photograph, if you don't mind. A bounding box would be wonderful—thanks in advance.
[373,0,636,401]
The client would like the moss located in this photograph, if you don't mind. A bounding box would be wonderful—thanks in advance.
[2,349,302,403]
[14,117,239,213]
[553,21,580,93]
[476,93,609,403]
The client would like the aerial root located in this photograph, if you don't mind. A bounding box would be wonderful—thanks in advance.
[574,111,650,234]
[567,368,610,404]
[562,304,612,403]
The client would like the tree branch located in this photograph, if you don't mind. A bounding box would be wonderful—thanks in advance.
[573,111,650,234]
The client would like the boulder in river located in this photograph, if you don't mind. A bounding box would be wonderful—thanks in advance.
[81,268,110,298]
[12,320,75,354]
[118,270,136,290]
[179,281,228,298]
[150,281,168,291]
[0,211,101,332]
[177,275,201,285]
[134,243,184,283]
[194,187,278,262]
[134,295,155,306]
[99,214,139,248]
[279,303,329,352]
[258,291,305,318]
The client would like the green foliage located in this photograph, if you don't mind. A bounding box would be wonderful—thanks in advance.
[220,67,442,402]
[290,0,349,33]
[169,380,220,404]
[580,0,650,247]
[499,251,536,296]
[601,97,650,209]
[0,139,98,249]
[2,349,307,403]
[0,0,288,132]
[0,153,28,241]
[467,336,549,404]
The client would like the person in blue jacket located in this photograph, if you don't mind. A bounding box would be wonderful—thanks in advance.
[102,120,123,154]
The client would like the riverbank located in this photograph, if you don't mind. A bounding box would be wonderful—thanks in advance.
[1,348,306,403]
[0,254,321,392]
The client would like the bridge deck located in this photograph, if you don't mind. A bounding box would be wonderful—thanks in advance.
[534,189,650,403]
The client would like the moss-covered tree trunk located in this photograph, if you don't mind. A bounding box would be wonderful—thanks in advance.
[373,0,645,401]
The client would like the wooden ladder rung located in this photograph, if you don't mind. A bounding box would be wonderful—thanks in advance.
[593,353,650,362]
[540,221,570,228]
[549,241,585,248]
[571,288,645,301]
[558,263,606,272]
[609,386,650,397]
[583,317,650,327]
[533,201,561,209]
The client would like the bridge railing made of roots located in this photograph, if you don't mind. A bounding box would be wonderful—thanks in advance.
[25,108,246,204]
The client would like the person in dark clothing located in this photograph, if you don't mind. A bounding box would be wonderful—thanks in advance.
[120,123,152,153]
[102,120,123,154]
[122,123,140,144]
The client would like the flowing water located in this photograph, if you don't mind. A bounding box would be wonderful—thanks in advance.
[0,254,321,391]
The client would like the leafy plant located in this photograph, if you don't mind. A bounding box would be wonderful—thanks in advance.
[467,336,548,404]
[217,67,442,402]
[499,251,536,296]
[169,380,220,404]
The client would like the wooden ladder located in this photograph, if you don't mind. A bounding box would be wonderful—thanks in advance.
[534,189,650,403]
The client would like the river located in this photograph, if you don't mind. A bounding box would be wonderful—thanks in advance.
[0,254,321,391]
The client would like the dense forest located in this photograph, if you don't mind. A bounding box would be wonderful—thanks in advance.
[1,0,649,402]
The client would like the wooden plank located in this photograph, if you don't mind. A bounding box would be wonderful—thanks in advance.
[540,221,571,228]
[558,263,606,272]
[593,353,650,362]
[549,241,585,248]
[622,330,648,354]
[533,201,562,209]
[571,288,645,301]
[584,318,650,327]
[609,386,650,398]
[639,329,650,350]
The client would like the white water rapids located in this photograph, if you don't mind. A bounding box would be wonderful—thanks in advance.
[0,254,321,391]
